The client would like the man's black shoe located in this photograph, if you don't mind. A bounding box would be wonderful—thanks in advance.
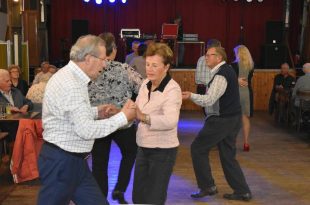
[190,186,218,198]
[223,192,252,201]
[112,190,128,204]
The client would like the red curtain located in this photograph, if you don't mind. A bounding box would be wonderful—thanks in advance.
[50,0,299,67]
[289,0,303,57]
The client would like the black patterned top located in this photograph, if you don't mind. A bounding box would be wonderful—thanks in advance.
[88,61,143,108]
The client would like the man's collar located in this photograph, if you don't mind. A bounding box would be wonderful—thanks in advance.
[210,61,226,75]
[69,60,91,85]
[0,89,11,95]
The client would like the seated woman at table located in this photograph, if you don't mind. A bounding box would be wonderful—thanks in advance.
[8,64,29,96]
[26,74,52,112]
[26,75,51,104]
[0,69,33,142]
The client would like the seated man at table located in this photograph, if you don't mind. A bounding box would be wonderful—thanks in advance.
[268,62,295,114]
[292,63,310,106]
[0,69,33,143]
[32,61,53,85]
[291,63,310,127]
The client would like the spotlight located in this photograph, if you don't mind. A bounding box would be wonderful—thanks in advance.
[95,0,102,4]
[121,0,127,3]
[83,0,90,2]
[246,0,253,2]
[257,0,263,2]
[109,0,116,3]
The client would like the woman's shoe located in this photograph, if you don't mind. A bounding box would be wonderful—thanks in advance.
[112,190,128,204]
[243,143,250,152]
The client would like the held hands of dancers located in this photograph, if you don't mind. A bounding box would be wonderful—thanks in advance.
[99,100,152,124]
[182,91,192,100]
[121,99,136,122]
[97,104,120,119]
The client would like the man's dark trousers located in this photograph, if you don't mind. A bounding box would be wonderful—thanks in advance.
[191,115,251,194]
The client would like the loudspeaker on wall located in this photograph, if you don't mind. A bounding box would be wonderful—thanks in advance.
[265,21,284,44]
[262,44,287,68]
[72,20,89,44]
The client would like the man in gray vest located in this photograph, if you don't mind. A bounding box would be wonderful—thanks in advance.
[182,46,252,202]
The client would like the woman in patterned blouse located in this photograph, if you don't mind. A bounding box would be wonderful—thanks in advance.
[88,32,143,204]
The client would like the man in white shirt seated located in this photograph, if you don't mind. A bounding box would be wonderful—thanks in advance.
[0,69,33,155]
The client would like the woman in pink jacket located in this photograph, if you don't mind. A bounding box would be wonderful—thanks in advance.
[132,43,182,205]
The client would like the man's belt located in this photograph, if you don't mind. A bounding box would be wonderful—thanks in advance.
[44,141,90,159]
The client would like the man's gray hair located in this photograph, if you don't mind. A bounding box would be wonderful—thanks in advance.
[303,63,310,73]
[0,69,9,81]
[70,35,106,62]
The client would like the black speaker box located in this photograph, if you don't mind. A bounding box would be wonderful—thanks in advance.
[30,0,37,10]
[71,20,89,44]
[262,44,287,68]
[265,21,284,44]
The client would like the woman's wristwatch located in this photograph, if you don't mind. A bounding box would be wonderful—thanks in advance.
[142,114,151,125]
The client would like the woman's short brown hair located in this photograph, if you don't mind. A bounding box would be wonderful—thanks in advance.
[8,64,21,74]
[98,32,116,56]
[145,43,173,66]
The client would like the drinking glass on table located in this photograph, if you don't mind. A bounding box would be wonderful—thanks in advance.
[0,103,6,119]
[6,103,11,115]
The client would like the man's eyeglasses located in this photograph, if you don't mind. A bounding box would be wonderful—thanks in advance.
[90,54,107,62]
[205,53,217,57]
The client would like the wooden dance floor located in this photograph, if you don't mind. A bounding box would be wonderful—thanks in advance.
[0,111,309,205]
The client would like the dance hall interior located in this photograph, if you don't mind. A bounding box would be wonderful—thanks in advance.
[0,0,309,205]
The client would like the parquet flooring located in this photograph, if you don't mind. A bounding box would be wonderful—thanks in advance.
[0,111,309,205]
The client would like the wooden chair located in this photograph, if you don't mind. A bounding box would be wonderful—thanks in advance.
[296,90,310,132]
[0,131,9,155]
[274,88,291,124]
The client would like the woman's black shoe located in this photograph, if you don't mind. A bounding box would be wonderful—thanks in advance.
[112,190,128,204]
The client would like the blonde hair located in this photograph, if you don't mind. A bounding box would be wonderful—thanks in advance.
[234,45,254,71]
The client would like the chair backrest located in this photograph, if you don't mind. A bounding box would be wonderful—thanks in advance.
[32,103,42,112]
[297,90,310,101]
